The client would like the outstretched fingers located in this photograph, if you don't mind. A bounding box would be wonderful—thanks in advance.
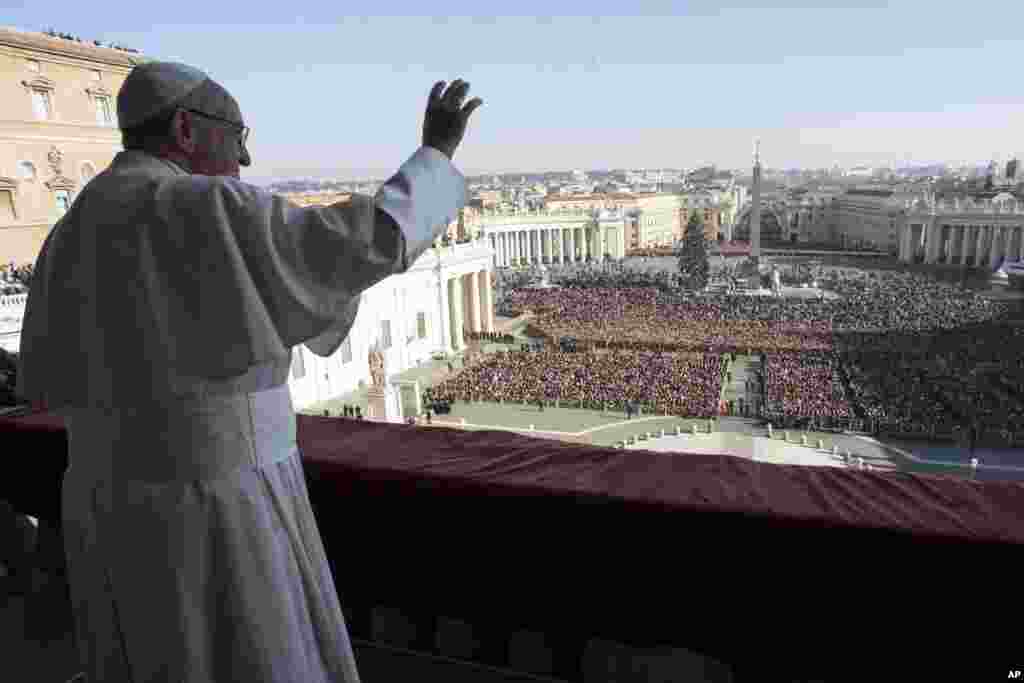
[428,81,446,110]
[461,97,484,120]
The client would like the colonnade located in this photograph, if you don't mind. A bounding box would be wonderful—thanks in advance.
[486,224,626,268]
[438,269,494,353]
[900,222,1024,268]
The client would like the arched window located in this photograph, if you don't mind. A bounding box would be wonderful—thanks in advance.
[18,161,36,182]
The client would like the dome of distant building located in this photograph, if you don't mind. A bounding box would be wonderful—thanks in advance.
[733,207,784,242]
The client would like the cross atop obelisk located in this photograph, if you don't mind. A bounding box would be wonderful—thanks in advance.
[749,138,762,265]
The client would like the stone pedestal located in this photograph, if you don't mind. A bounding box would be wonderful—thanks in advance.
[366,385,399,420]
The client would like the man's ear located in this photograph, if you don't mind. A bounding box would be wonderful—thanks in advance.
[172,109,198,154]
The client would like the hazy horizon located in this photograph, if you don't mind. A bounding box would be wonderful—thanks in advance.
[9,3,1024,179]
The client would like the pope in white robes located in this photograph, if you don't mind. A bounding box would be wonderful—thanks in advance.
[16,62,482,682]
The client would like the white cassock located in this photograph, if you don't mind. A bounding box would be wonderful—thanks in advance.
[17,146,465,682]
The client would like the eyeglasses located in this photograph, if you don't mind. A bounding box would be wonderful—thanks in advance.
[181,108,249,148]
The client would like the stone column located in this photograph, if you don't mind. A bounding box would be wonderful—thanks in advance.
[437,275,450,353]
[898,224,910,262]
[974,226,986,267]
[925,222,940,264]
[467,271,482,332]
[480,270,494,332]
[990,226,1003,269]
[959,226,970,266]
[568,227,576,263]
[448,277,464,351]
[1018,226,1024,261]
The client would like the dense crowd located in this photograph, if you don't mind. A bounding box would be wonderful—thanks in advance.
[1,262,32,295]
[425,350,725,417]
[485,260,1024,446]
[761,352,853,425]
[503,287,833,354]
[820,270,1008,332]
[836,325,1024,447]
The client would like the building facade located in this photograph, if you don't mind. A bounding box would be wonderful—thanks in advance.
[478,207,628,267]
[828,189,907,253]
[899,192,1024,269]
[283,238,495,412]
[0,27,146,265]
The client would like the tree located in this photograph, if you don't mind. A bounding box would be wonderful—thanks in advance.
[677,211,710,291]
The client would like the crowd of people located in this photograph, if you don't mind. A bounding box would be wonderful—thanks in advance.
[425,349,726,418]
[1,262,32,296]
[484,260,1024,446]
[464,330,514,345]
[760,351,854,427]
[503,286,834,354]
[836,324,1024,447]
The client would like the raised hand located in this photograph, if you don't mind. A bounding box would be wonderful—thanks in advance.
[422,79,483,161]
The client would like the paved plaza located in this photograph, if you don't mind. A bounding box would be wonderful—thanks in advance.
[636,431,847,467]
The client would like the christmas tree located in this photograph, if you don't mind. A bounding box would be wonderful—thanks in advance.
[677,211,710,291]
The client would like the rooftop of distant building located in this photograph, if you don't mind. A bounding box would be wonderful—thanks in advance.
[0,26,147,67]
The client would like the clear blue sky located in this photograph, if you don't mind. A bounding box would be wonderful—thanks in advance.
[8,2,1023,179]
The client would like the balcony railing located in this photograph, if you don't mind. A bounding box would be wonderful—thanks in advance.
[1,409,1020,681]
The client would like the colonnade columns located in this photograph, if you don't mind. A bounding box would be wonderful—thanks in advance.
[958,227,970,266]
[925,222,941,264]
[558,229,565,264]
[568,228,576,263]
[437,276,450,353]
[990,226,1004,269]
[448,277,465,351]
[1018,227,1024,261]
[899,224,913,262]
[478,270,494,332]
[466,272,481,333]
[974,226,985,268]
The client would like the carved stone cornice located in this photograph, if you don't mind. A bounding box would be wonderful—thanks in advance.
[21,74,55,91]
[85,84,112,99]
[44,174,76,192]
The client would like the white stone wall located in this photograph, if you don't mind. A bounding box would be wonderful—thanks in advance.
[287,241,494,411]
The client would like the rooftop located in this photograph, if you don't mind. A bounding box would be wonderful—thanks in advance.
[0,26,148,68]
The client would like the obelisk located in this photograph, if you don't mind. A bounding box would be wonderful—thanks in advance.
[749,139,761,265]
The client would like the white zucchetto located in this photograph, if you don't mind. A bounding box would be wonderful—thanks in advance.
[117,61,210,129]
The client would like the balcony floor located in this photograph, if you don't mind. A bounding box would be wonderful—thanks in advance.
[0,569,570,683]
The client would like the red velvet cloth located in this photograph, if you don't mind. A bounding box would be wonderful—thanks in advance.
[3,410,1021,677]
